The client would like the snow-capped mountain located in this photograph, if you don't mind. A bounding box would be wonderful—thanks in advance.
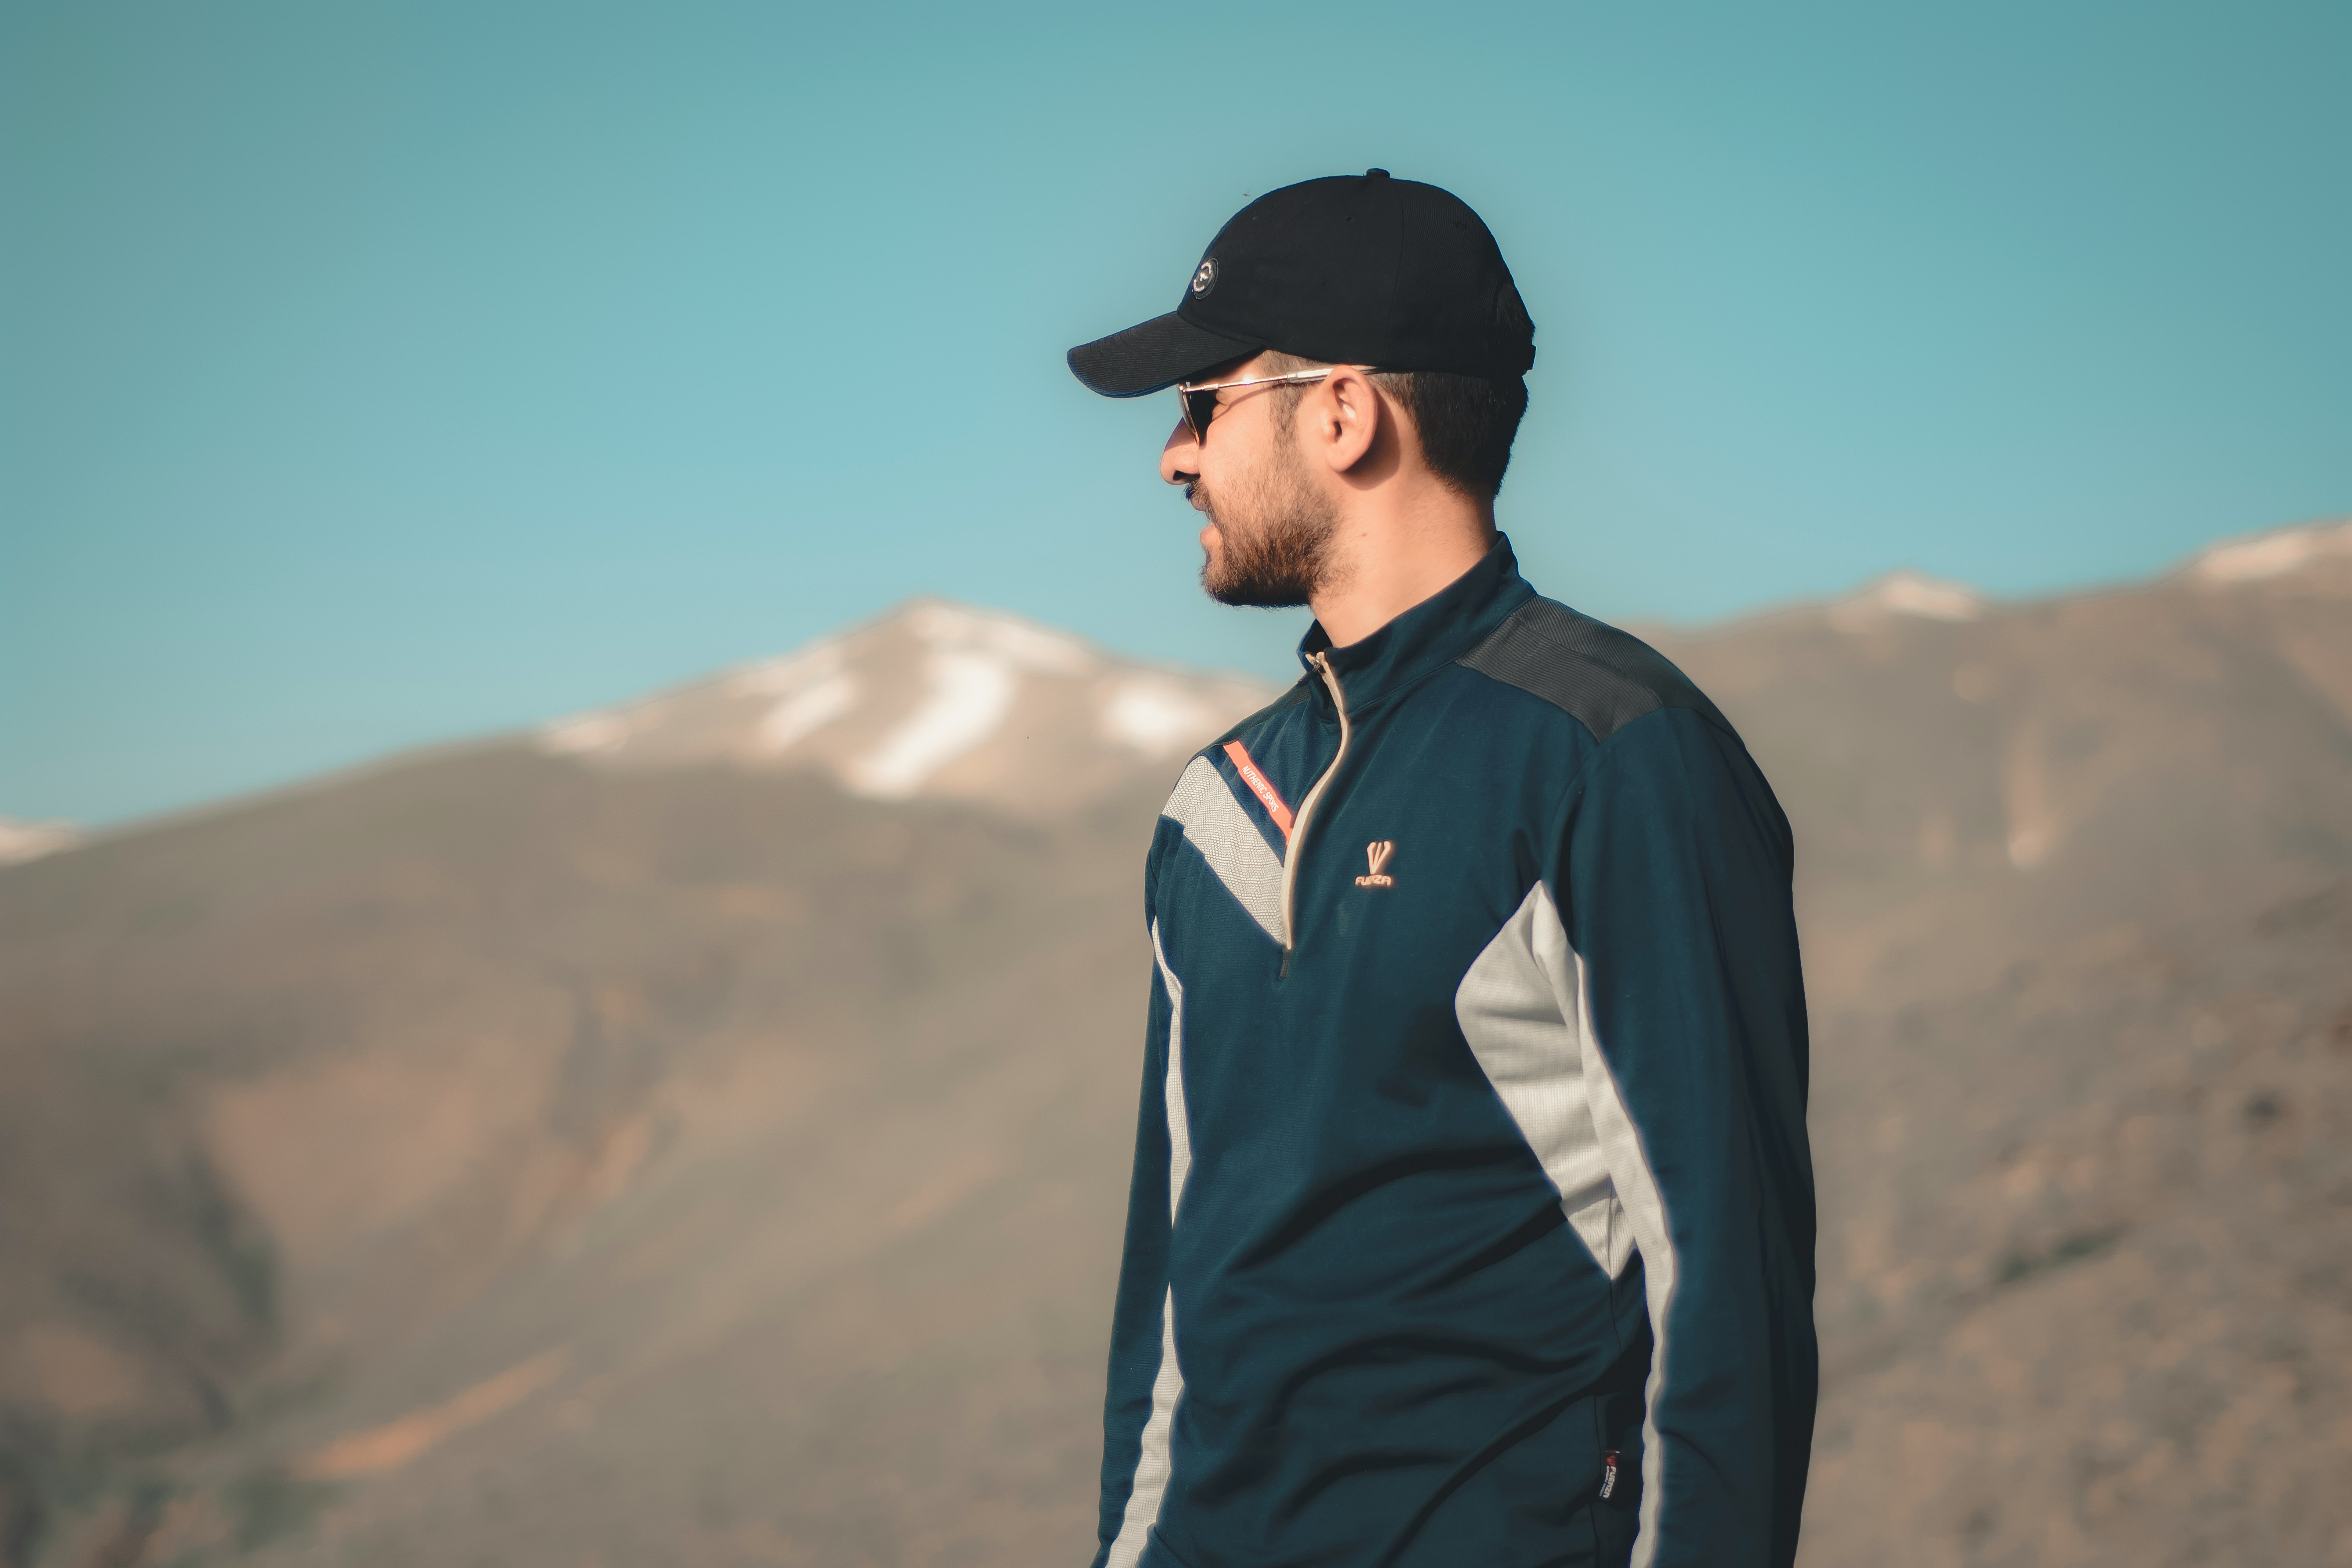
[1786,515,2350,638]
[537,599,1279,817]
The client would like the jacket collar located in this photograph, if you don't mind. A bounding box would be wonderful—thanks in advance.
[1297,533,1534,716]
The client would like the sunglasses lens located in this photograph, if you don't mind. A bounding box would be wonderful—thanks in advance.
[1182,387,1215,442]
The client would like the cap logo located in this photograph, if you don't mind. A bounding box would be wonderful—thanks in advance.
[1190,257,1218,298]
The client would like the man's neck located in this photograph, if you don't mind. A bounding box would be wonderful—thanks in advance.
[1308,491,1497,649]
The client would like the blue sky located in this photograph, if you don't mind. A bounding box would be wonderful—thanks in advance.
[4,1,2347,826]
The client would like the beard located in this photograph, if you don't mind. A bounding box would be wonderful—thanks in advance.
[1193,434,1340,608]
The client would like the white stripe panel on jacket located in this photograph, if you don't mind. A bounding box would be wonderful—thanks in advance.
[1107,920,1194,1568]
[1452,882,1632,1278]
[1456,881,1678,1565]
[1161,755,1285,945]
[1567,922,1679,1568]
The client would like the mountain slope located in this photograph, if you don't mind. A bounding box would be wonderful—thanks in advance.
[2,525,2348,1567]
[1653,519,2352,1567]
[1,750,1163,1566]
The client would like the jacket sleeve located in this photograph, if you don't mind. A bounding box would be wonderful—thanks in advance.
[1091,834,1180,1568]
[1550,706,1817,1568]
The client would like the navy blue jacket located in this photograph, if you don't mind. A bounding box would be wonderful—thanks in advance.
[1091,539,1816,1568]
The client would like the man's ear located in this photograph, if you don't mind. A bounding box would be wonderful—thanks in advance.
[1307,366,1384,475]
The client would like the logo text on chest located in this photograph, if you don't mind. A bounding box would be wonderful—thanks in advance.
[1355,840,1396,888]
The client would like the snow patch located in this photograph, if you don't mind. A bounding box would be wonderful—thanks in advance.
[0,817,81,866]
[1830,571,1983,631]
[540,710,632,756]
[727,640,843,697]
[1100,677,1225,758]
[840,604,1102,797]
[2191,519,2352,585]
[740,643,860,755]
[905,603,1096,675]
[759,673,858,755]
[848,651,1019,799]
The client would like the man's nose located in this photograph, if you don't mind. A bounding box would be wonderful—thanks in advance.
[1160,419,1200,487]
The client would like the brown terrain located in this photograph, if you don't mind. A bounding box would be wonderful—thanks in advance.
[1,521,2347,1567]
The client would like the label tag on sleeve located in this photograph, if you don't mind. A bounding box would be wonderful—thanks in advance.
[1221,740,1293,838]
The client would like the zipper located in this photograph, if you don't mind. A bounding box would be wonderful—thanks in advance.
[1280,651,1353,965]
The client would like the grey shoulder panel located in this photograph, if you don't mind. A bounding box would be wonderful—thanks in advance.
[1457,597,1737,743]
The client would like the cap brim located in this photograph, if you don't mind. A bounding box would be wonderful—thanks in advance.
[1067,310,1262,397]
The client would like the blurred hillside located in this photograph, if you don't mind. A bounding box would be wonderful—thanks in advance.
[2,522,2348,1567]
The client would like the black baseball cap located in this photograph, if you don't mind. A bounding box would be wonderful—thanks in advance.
[1067,170,1535,398]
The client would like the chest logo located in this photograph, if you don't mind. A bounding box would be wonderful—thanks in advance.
[1355,840,1396,888]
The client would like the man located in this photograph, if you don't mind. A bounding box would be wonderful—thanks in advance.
[1065,171,1816,1568]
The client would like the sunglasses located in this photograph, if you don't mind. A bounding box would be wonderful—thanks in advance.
[1174,368,1339,445]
